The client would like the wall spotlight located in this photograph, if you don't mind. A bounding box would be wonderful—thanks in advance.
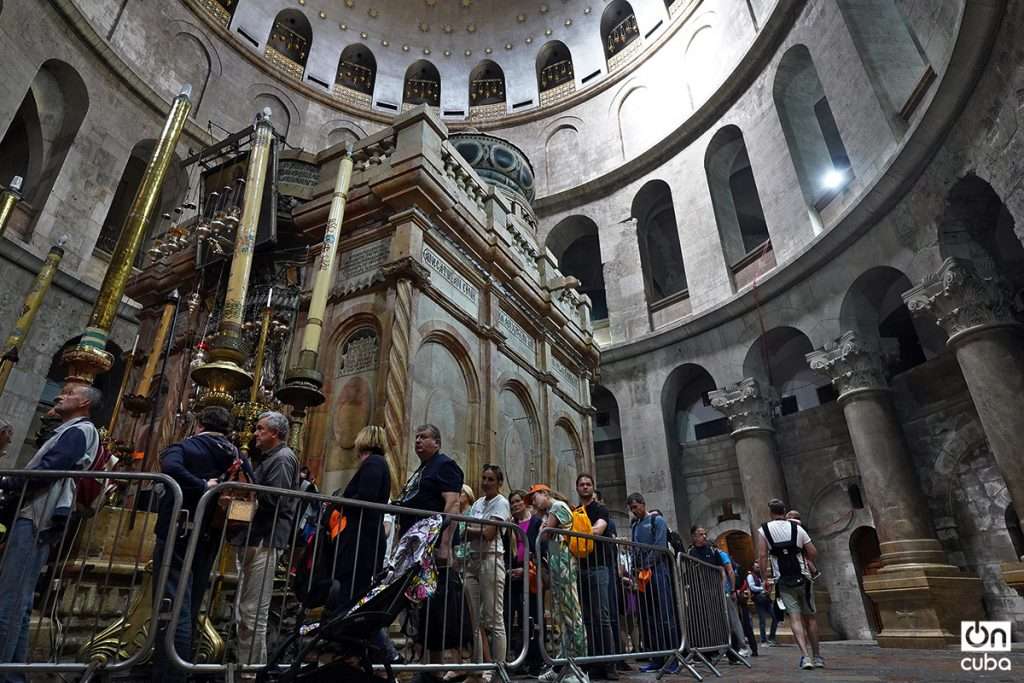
[822,168,847,190]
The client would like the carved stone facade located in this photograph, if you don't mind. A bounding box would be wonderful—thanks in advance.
[806,331,894,399]
[709,378,776,435]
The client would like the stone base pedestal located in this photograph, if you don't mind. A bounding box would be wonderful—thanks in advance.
[863,566,984,649]
[774,584,840,644]
[1000,560,1024,597]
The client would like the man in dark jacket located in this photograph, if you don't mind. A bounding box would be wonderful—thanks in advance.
[152,406,241,683]
[233,411,299,677]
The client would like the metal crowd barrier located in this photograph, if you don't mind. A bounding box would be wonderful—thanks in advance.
[164,481,530,682]
[677,551,748,678]
[534,526,695,681]
[0,469,182,679]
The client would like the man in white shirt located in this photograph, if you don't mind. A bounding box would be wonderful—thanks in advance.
[757,498,822,671]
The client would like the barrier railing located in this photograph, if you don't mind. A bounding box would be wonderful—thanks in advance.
[677,551,750,678]
[164,481,530,682]
[534,525,695,681]
[0,469,182,679]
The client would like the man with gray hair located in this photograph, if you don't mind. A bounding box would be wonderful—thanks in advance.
[232,411,299,678]
[0,383,100,675]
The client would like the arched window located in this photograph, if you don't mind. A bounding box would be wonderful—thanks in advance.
[592,384,626,524]
[632,180,687,305]
[0,60,88,236]
[403,60,441,108]
[773,45,851,210]
[537,41,574,95]
[705,125,774,289]
[469,60,506,106]
[266,9,312,78]
[743,326,830,414]
[336,44,376,96]
[837,0,932,121]
[97,141,188,263]
[602,1,640,65]
[546,216,608,322]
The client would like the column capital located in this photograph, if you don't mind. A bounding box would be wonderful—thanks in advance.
[806,330,894,400]
[902,257,1018,345]
[709,378,776,435]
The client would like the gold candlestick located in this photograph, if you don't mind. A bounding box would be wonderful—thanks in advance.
[277,148,354,454]
[0,237,67,396]
[0,176,24,238]
[63,86,192,386]
[237,289,274,455]
[191,109,275,408]
[124,291,179,415]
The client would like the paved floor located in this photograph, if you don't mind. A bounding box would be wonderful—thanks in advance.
[609,641,1022,683]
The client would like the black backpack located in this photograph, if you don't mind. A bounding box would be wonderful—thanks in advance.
[667,528,687,555]
[761,521,806,587]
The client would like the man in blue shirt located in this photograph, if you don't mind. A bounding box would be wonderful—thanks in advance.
[0,384,100,678]
[628,493,679,673]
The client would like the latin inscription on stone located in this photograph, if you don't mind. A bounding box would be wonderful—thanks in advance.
[498,309,536,357]
[551,355,580,394]
[338,240,390,291]
[338,329,379,376]
[423,246,479,319]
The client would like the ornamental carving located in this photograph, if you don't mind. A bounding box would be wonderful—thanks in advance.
[709,378,776,434]
[901,257,1015,341]
[806,331,893,398]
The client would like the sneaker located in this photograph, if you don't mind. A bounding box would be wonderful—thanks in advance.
[738,647,752,658]
[800,656,814,670]
[640,663,662,673]
[664,661,681,675]
[766,640,777,647]
[538,668,559,683]
[813,656,825,668]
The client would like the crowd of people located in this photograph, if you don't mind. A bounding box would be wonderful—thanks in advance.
[0,390,826,681]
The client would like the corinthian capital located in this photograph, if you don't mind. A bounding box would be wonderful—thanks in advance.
[806,330,893,399]
[902,257,1015,343]
[709,378,776,435]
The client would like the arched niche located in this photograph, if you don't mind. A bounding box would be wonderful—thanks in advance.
[705,125,772,285]
[404,60,440,107]
[497,381,539,492]
[840,266,945,374]
[409,334,479,477]
[469,59,506,106]
[837,0,931,121]
[322,324,381,493]
[602,0,640,63]
[537,41,573,93]
[849,525,883,635]
[632,180,687,305]
[552,418,583,499]
[267,9,312,69]
[592,384,625,514]
[544,122,581,193]
[169,32,213,116]
[96,140,188,261]
[743,326,830,415]
[337,43,376,96]
[685,21,718,107]
[0,60,88,230]
[545,215,607,321]
[773,45,851,211]
[253,92,292,139]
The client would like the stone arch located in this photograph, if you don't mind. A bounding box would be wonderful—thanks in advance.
[616,83,660,159]
[404,60,440,107]
[591,383,626,514]
[552,416,584,499]
[743,326,830,414]
[773,44,851,211]
[268,8,313,69]
[601,0,640,63]
[469,59,506,106]
[705,124,772,285]
[840,266,945,372]
[168,31,213,116]
[536,40,573,93]
[544,122,581,193]
[545,215,607,321]
[337,43,376,96]
[252,90,293,140]
[632,179,687,304]
[497,378,540,492]
[95,140,188,259]
[0,59,88,227]
[320,118,366,150]
[684,17,718,108]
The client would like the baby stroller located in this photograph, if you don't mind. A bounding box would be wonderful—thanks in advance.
[258,514,443,682]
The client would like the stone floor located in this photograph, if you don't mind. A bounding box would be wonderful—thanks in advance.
[584,641,1022,682]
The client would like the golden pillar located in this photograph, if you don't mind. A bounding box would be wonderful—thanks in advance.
[191,110,275,408]
[0,237,67,395]
[277,150,354,454]
[124,291,179,416]
[63,86,192,386]
[0,176,24,238]
[236,289,275,455]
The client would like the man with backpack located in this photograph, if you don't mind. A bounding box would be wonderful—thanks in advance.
[627,493,679,674]
[758,498,822,671]
[0,383,100,678]
[575,473,618,680]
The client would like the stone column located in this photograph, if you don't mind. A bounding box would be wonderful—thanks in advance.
[807,330,983,647]
[903,257,1024,596]
[709,378,787,537]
